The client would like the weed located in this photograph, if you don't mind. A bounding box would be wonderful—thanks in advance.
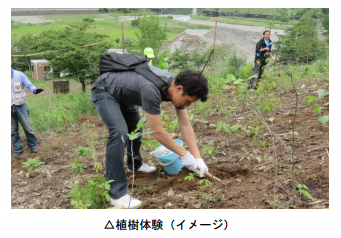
[259,140,267,148]
[305,89,329,124]
[194,191,215,202]
[201,144,214,157]
[93,162,103,174]
[69,176,114,209]
[70,159,87,174]
[197,179,212,187]
[295,182,314,201]
[184,171,200,181]
[75,146,93,157]
[22,158,44,172]
[283,167,303,176]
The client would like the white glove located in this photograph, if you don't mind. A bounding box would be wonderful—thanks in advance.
[180,152,197,171]
[196,158,208,177]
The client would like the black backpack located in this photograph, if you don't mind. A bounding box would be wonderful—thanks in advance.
[100,52,168,96]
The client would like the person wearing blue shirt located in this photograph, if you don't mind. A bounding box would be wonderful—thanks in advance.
[11,62,44,158]
[248,30,274,90]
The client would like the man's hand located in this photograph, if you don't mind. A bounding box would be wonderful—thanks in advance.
[180,152,197,171]
[196,158,208,177]
[33,89,44,94]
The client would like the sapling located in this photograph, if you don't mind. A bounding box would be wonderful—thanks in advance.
[127,117,154,207]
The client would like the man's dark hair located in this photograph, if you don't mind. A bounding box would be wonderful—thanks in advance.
[174,70,209,102]
[263,30,271,35]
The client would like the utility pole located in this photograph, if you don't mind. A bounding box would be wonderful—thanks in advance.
[210,21,217,77]
[121,23,125,53]
[192,8,197,16]
[306,25,311,64]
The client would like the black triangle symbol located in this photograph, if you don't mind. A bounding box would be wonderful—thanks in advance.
[105,220,114,229]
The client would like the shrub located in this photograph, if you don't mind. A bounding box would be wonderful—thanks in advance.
[69,176,113,209]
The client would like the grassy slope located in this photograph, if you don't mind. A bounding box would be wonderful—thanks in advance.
[11,14,212,44]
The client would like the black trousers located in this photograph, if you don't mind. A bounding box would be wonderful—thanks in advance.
[249,60,267,89]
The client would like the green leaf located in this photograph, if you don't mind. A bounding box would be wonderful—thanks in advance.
[142,130,154,136]
[301,190,314,201]
[317,89,328,99]
[248,74,258,80]
[313,106,324,114]
[295,181,302,189]
[230,125,241,132]
[306,98,317,107]
[241,127,250,134]
[135,117,146,132]
[305,96,316,100]
[127,133,141,141]
[216,124,222,132]
[104,192,110,202]
[302,184,309,190]
[225,74,236,81]
[226,128,232,136]
[317,115,329,124]
[233,79,242,85]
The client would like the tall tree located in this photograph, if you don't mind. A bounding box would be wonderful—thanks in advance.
[274,18,328,64]
[134,15,167,59]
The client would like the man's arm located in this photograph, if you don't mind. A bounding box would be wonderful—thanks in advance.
[20,72,37,93]
[176,108,208,177]
[175,108,201,158]
[144,112,187,157]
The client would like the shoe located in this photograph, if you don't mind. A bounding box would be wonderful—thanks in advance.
[31,148,38,153]
[127,163,156,174]
[110,194,142,209]
[13,152,22,158]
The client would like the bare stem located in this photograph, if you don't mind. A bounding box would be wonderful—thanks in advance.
[290,73,299,207]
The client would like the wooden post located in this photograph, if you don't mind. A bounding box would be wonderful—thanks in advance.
[210,21,217,77]
[121,23,125,53]
[306,25,311,64]
[53,80,69,94]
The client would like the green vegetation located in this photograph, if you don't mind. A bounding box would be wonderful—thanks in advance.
[132,15,168,58]
[305,88,329,124]
[274,17,329,64]
[12,24,110,91]
[75,146,94,157]
[295,182,314,201]
[11,10,328,208]
[26,90,96,133]
[22,158,44,172]
[69,176,113,209]
[70,159,87,174]
[184,171,200,181]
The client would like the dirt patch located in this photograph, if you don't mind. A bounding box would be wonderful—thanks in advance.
[11,16,55,24]
[161,19,285,62]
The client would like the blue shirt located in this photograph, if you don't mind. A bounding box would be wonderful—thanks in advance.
[11,69,37,92]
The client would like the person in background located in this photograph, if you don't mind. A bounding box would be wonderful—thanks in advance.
[144,47,155,65]
[248,30,274,90]
[11,62,44,158]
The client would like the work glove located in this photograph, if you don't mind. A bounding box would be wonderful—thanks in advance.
[180,152,197,171]
[196,158,208,178]
[33,89,44,94]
